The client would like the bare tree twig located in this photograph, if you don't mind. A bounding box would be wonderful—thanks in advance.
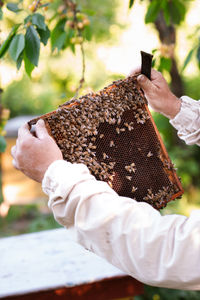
[75,42,86,97]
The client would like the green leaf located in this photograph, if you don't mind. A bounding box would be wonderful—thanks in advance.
[158,56,172,72]
[145,0,162,24]
[8,34,25,61]
[6,3,21,13]
[70,43,75,54]
[64,28,74,50]
[50,19,66,51]
[169,0,186,25]
[196,42,200,69]
[0,24,21,59]
[152,48,158,54]
[83,26,92,41]
[196,44,200,63]
[0,136,6,153]
[82,8,96,16]
[37,26,50,45]
[162,0,171,25]
[129,0,135,9]
[25,25,40,66]
[182,48,196,72]
[152,58,156,68]
[52,32,67,51]
[16,52,23,70]
[24,15,32,25]
[32,13,46,30]
[24,51,34,77]
[0,8,3,20]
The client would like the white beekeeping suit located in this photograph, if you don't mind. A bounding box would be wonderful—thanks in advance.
[42,96,200,290]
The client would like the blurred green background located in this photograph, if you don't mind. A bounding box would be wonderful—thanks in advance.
[1,0,200,299]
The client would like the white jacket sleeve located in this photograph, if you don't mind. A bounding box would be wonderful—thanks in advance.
[170,96,200,146]
[42,160,200,291]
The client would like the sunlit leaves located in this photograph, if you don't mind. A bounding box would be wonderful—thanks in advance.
[150,49,172,73]
[32,13,46,31]
[162,0,171,25]
[0,136,6,153]
[25,25,40,66]
[168,0,186,25]
[182,37,200,72]
[0,24,21,58]
[24,13,50,46]
[129,0,135,9]
[182,48,196,72]
[53,32,67,51]
[24,51,35,77]
[16,52,23,70]
[144,0,187,25]
[0,7,3,20]
[37,27,50,46]
[50,18,67,52]
[82,25,92,41]
[0,0,93,78]
[158,56,172,72]
[196,41,200,68]
[145,0,161,24]
[9,34,25,61]
[6,3,21,13]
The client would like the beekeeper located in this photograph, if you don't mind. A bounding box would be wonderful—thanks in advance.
[11,69,200,290]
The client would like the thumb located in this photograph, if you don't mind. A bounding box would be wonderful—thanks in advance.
[137,74,153,91]
[35,119,50,139]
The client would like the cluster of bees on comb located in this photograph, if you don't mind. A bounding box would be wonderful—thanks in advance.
[29,75,183,210]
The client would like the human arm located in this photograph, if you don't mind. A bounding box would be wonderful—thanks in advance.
[135,69,200,146]
[43,160,200,290]
[12,102,200,290]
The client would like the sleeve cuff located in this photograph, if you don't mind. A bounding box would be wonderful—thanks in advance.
[170,96,199,128]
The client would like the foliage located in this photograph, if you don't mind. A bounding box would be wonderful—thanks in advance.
[135,285,200,300]
[129,0,199,74]
[0,204,61,237]
[0,93,10,153]
[0,0,118,78]
[181,30,200,72]
[1,76,59,118]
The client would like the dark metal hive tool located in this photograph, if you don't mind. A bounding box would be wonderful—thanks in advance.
[29,56,183,209]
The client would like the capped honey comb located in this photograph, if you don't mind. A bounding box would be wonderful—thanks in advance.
[29,74,184,209]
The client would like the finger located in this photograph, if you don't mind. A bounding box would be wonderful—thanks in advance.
[35,119,50,139]
[150,69,162,80]
[11,145,16,158]
[18,123,32,139]
[12,159,19,170]
[137,74,154,91]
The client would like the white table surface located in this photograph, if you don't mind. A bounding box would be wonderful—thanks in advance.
[0,228,125,298]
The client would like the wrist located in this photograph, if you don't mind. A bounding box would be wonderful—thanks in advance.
[162,95,181,120]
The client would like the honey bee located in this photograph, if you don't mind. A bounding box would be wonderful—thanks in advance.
[110,140,115,147]
[103,153,108,160]
[117,117,121,125]
[131,186,138,193]
[147,151,153,157]
[116,127,120,134]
